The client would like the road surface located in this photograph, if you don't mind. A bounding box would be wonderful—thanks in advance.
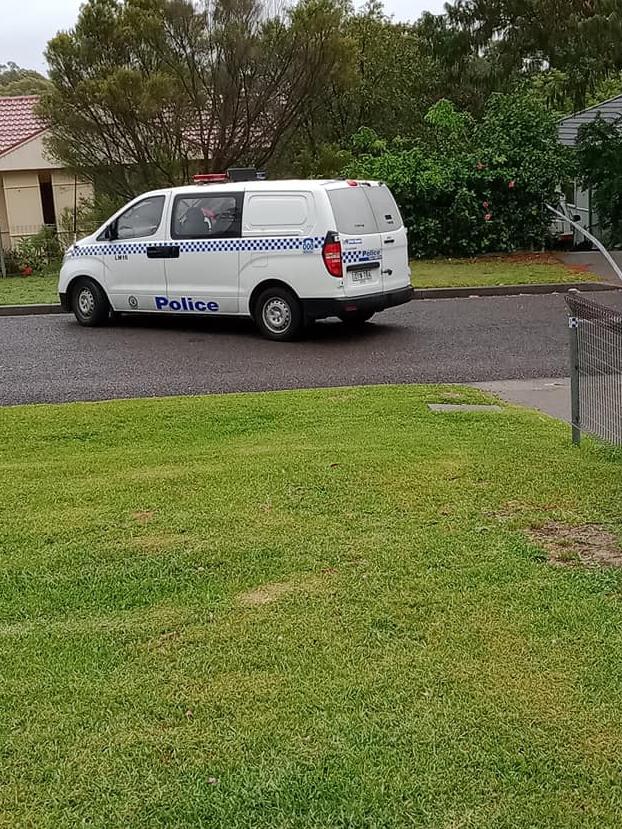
[2,292,621,406]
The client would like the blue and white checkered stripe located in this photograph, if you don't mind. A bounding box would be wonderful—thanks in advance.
[70,236,326,257]
[342,249,382,265]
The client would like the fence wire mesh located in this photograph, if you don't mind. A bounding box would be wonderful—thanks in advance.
[566,293,622,445]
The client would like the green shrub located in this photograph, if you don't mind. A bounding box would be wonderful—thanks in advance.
[343,92,573,258]
[12,227,64,273]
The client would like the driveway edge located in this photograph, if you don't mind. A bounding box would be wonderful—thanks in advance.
[0,304,67,316]
[412,281,620,300]
[0,280,619,316]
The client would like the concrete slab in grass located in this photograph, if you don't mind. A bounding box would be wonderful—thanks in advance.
[428,403,504,413]
[471,378,570,423]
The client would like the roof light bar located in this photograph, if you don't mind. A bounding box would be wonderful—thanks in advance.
[192,169,268,184]
[193,173,228,184]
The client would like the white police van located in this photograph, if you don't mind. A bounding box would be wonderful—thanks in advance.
[59,171,412,340]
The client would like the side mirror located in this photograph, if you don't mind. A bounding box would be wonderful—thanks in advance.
[572,214,582,222]
[104,222,118,241]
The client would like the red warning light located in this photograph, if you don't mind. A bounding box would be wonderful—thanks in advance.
[193,173,229,184]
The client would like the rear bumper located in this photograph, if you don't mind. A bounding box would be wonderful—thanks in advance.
[301,286,414,320]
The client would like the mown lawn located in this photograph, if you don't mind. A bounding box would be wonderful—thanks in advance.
[0,273,58,305]
[411,253,601,289]
[2,385,622,828]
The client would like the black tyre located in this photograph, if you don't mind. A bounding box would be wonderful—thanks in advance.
[339,309,375,327]
[254,286,303,341]
[71,278,110,327]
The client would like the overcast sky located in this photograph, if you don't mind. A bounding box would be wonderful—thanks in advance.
[1,0,448,73]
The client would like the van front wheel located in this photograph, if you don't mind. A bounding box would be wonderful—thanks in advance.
[254,287,303,341]
[71,278,110,326]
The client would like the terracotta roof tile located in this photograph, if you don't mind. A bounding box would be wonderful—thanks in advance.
[0,95,45,157]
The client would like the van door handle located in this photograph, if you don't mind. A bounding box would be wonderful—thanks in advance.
[384,238,395,244]
[147,245,180,259]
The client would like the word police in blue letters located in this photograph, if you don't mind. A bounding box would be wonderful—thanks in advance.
[155,296,219,312]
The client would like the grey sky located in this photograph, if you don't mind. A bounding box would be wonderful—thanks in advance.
[1,0,447,74]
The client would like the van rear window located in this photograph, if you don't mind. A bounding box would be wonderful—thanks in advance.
[364,185,404,232]
[327,187,378,235]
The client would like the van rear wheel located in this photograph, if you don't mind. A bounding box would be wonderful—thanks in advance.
[254,287,303,341]
[71,278,110,327]
[339,310,375,326]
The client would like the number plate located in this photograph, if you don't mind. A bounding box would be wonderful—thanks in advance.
[351,269,374,284]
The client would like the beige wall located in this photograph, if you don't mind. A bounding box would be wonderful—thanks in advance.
[51,171,93,230]
[0,132,56,173]
[2,171,43,240]
[0,169,93,249]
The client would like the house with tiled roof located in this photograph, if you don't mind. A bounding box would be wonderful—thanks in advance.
[0,95,92,250]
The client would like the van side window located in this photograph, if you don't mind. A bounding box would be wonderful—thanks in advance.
[172,193,242,239]
[115,196,165,240]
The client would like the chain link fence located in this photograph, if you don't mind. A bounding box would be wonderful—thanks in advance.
[566,292,622,446]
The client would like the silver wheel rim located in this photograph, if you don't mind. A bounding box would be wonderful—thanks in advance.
[77,287,95,316]
[262,297,291,334]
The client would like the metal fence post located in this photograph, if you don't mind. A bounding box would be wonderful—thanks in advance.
[569,315,580,445]
[0,228,6,279]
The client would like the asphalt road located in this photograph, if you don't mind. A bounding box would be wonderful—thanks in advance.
[2,292,622,406]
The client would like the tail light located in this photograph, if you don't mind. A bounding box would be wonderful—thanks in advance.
[322,232,342,278]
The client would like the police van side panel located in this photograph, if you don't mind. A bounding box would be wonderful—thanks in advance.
[238,188,344,314]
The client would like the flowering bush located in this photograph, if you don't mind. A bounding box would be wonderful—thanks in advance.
[343,92,573,258]
[12,226,64,273]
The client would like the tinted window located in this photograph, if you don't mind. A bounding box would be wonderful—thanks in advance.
[172,193,242,239]
[116,196,165,240]
[364,185,403,232]
[327,187,378,235]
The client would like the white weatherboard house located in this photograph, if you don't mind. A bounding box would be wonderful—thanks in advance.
[0,95,92,251]
[557,93,622,244]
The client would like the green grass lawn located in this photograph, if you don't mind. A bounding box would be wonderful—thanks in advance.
[2,385,622,828]
[0,272,59,305]
[411,253,601,289]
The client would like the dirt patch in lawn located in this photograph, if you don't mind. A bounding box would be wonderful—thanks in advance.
[528,522,622,567]
[132,509,155,525]
[238,571,334,607]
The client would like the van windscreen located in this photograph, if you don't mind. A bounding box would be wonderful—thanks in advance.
[327,187,378,235]
[364,185,404,232]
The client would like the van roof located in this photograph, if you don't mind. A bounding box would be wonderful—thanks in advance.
[141,179,381,199]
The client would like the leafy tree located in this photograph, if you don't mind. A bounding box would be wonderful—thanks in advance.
[282,1,437,177]
[39,0,351,199]
[423,0,622,111]
[344,91,572,258]
[327,2,436,140]
[576,115,622,245]
[0,62,51,96]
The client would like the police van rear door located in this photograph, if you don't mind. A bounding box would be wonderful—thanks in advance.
[363,184,409,294]
[326,185,383,298]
